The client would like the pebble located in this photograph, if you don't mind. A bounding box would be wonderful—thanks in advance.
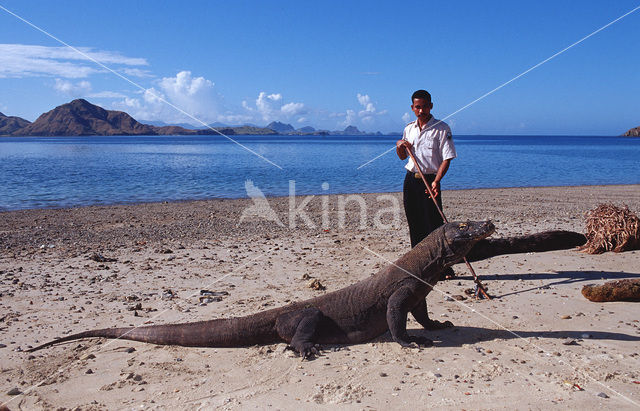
[125,347,136,353]
[86,369,94,374]
[199,296,222,304]
[560,315,572,319]
[80,353,96,360]
[7,387,22,395]
[162,289,176,299]
[308,279,325,291]
[200,290,229,297]
[0,344,7,348]
[562,339,578,346]
[379,372,388,377]
[597,392,609,399]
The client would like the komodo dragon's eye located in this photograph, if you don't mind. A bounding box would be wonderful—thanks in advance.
[458,223,467,230]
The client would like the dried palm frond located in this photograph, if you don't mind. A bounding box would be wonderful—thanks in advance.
[578,204,640,254]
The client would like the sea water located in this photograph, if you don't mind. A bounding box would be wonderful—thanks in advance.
[0,135,638,211]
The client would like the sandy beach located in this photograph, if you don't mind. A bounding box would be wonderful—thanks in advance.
[1,185,639,410]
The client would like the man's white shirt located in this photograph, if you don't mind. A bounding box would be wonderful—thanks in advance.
[402,116,456,174]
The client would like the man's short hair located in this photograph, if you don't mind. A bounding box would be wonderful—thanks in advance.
[411,90,431,102]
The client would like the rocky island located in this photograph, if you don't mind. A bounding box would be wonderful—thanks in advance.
[623,126,640,137]
[0,111,31,135]
[2,99,392,137]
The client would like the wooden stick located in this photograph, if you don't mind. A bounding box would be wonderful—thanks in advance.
[405,148,491,299]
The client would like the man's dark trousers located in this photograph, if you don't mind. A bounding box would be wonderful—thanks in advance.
[403,171,444,248]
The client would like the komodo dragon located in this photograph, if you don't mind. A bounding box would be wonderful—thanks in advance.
[28,221,584,358]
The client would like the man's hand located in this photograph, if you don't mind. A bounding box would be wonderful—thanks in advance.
[396,140,412,160]
[427,180,440,198]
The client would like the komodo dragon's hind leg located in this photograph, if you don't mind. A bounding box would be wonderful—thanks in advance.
[387,287,434,348]
[275,307,323,359]
[411,298,453,330]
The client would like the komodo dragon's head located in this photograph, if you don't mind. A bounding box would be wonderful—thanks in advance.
[441,220,495,265]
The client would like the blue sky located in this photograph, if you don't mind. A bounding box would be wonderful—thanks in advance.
[0,1,639,134]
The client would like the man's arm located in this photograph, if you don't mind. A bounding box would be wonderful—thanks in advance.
[430,158,451,198]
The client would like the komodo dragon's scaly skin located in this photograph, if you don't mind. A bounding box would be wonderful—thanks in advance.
[28,221,495,357]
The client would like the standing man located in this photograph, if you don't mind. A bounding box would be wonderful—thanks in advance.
[396,89,456,248]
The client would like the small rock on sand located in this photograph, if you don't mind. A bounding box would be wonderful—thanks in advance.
[7,387,22,395]
[308,279,326,291]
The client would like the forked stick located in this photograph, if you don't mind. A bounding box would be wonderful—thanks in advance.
[405,148,491,299]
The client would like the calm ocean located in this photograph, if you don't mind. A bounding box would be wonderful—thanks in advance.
[0,135,638,211]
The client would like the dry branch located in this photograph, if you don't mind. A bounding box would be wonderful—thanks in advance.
[582,279,640,302]
[578,204,640,254]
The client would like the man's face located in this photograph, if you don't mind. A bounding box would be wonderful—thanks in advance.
[411,98,433,120]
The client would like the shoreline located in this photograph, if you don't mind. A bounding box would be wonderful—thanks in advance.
[1,185,639,257]
[2,183,639,214]
[1,184,639,409]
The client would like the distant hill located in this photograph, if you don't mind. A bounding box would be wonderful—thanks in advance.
[338,125,364,135]
[140,119,200,129]
[210,126,278,136]
[12,99,199,136]
[0,112,31,135]
[623,126,640,137]
[4,99,389,137]
[266,121,295,133]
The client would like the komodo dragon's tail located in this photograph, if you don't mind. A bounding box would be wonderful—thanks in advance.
[27,313,282,352]
[464,230,586,263]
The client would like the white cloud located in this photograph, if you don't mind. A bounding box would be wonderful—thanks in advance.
[244,91,306,123]
[120,67,153,78]
[159,71,214,97]
[342,109,356,127]
[356,93,387,117]
[281,102,305,116]
[339,94,388,128]
[357,93,373,110]
[216,112,254,125]
[402,112,411,123]
[53,79,92,97]
[0,44,148,78]
[52,79,130,102]
[120,97,142,109]
[255,92,281,120]
[87,91,128,99]
[113,70,221,125]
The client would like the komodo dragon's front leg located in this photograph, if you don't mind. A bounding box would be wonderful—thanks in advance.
[410,298,453,330]
[275,307,323,359]
[387,286,433,347]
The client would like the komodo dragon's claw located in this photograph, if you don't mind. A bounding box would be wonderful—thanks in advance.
[424,319,454,330]
[396,335,433,348]
[286,343,321,361]
[410,336,433,347]
[300,345,320,361]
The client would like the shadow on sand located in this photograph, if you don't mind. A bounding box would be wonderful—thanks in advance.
[450,270,640,298]
[424,326,640,348]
